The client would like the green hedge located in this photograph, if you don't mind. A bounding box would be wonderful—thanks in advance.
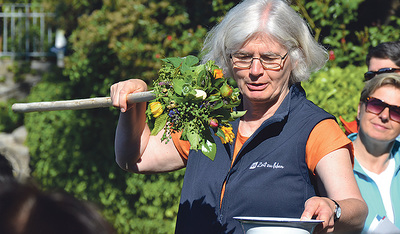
[303,65,366,125]
[0,99,24,133]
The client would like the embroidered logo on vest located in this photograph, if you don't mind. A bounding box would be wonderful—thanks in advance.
[249,161,285,169]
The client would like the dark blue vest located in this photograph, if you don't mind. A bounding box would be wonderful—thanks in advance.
[175,84,335,234]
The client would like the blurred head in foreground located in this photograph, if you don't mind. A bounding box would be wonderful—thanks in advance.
[0,181,116,234]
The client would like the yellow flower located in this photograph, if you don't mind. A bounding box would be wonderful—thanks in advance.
[149,102,163,118]
[213,69,224,79]
[217,126,235,144]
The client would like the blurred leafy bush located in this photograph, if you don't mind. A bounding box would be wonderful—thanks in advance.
[0,99,24,133]
[292,0,400,67]
[303,66,366,125]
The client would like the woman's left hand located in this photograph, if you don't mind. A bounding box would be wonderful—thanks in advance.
[300,196,336,233]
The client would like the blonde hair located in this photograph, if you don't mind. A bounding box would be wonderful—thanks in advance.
[360,73,400,102]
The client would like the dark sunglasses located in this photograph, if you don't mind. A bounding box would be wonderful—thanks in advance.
[364,97,400,123]
[364,67,400,81]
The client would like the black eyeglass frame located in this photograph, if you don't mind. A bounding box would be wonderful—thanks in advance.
[230,52,288,70]
[364,67,400,81]
[364,96,400,123]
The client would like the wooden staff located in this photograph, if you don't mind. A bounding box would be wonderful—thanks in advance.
[12,91,155,113]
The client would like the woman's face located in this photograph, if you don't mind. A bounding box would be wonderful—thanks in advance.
[358,85,400,142]
[232,34,293,105]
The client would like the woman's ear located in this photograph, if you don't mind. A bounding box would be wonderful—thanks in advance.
[357,103,362,121]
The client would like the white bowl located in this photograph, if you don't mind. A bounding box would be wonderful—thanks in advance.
[233,217,323,234]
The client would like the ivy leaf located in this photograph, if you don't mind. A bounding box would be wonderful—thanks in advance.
[184,55,199,67]
[180,62,191,74]
[163,57,184,68]
[201,138,216,161]
[186,125,200,150]
[173,79,185,95]
[150,113,168,136]
[230,110,247,119]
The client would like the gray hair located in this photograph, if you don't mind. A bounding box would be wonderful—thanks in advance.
[201,0,328,83]
[360,73,400,102]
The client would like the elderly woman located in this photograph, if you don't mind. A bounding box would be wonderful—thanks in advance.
[110,0,367,233]
[349,73,400,232]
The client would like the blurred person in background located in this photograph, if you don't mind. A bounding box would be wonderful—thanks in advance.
[0,153,15,183]
[348,73,400,232]
[341,41,400,139]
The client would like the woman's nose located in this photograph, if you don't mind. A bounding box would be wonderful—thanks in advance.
[379,107,390,122]
[249,58,264,76]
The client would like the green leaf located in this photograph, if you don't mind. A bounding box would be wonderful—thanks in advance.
[205,59,216,68]
[184,55,199,67]
[206,94,221,102]
[230,110,247,119]
[196,68,206,86]
[212,77,225,87]
[187,127,200,150]
[163,57,184,68]
[180,62,191,74]
[173,79,185,95]
[215,127,225,139]
[150,113,168,136]
[210,101,224,110]
[193,64,205,76]
[201,139,217,161]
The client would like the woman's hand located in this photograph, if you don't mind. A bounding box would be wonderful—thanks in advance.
[110,79,148,112]
[301,196,336,233]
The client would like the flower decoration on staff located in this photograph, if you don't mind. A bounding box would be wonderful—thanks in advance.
[145,55,246,160]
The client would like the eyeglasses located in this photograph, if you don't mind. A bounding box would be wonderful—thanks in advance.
[364,97,400,123]
[364,67,400,81]
[230,52,288,70]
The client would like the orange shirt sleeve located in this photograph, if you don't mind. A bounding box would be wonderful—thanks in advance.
[171,131,190,160]
[306,119,354,174]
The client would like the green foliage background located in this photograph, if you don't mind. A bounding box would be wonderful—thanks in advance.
[303,65,366,124]
[0,0,398,233]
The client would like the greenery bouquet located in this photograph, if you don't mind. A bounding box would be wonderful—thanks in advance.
[146,56,246,160]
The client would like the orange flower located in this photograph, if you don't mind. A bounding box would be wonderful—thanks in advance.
[217,126,235,144]
[213,69,224,79]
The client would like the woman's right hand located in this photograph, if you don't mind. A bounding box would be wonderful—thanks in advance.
[110,79,148,112]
